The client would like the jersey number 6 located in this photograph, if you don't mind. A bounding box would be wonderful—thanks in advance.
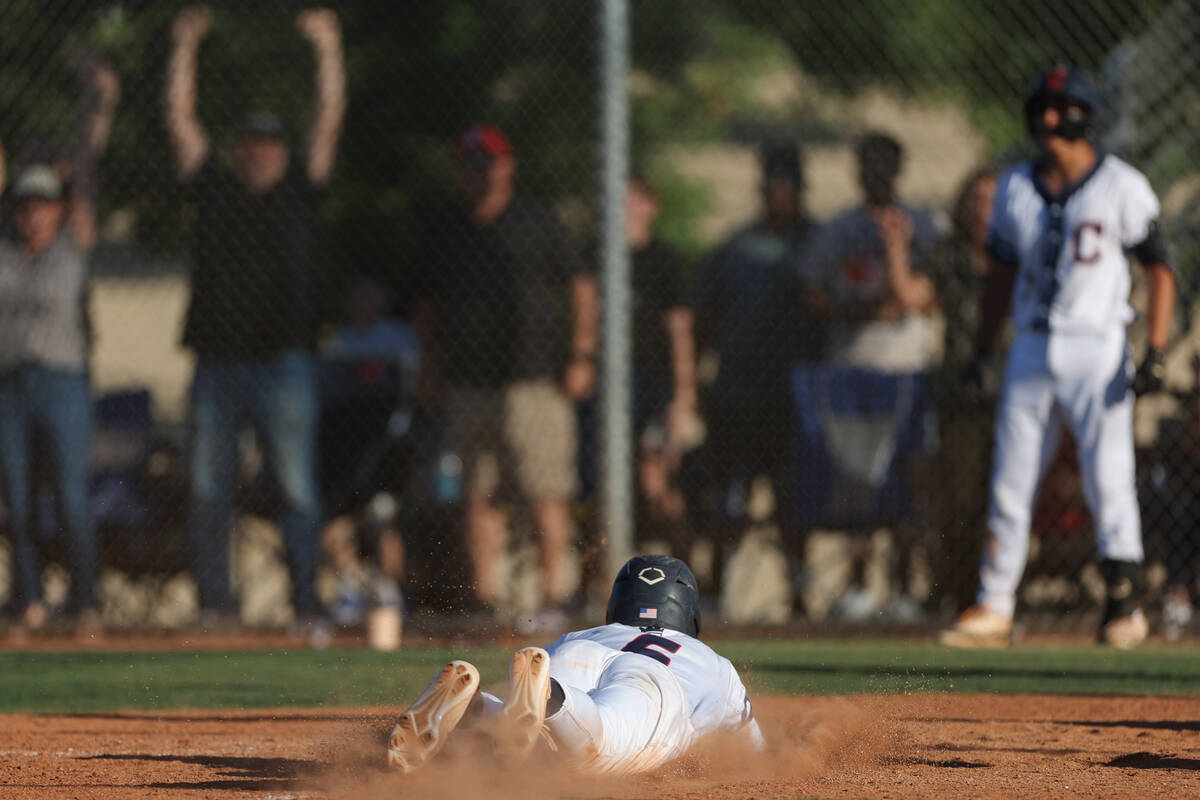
[621,633,682,666]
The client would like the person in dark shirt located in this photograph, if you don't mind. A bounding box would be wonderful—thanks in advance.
[412,124,597,632]
[625,175,696,558]
[165,5,346,638]
[691,141,816,593]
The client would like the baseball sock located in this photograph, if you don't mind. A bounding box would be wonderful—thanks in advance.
[1100,559,1140,622]
[546,678,565,717]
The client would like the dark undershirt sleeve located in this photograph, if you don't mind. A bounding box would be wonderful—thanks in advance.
[1128,220,1173,271]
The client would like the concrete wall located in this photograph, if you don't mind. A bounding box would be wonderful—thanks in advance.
[90,273,192,424]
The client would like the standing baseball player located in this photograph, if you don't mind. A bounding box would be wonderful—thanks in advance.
[386,554,765,775]
[941,65,1175,649]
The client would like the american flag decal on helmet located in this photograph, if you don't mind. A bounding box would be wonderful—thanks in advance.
[639,607,658,619]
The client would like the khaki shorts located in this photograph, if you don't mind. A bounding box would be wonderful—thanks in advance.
[444,379,578,501]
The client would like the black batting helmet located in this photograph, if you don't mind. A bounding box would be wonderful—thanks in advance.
[606,554,701,637]
[1024,64,1101,142]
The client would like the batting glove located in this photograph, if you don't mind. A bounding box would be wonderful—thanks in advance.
[1133,347,1166,396]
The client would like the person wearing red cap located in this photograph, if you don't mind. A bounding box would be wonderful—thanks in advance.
[412,123,597,632]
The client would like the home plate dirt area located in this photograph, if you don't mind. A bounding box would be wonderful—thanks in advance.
[0,694,1196,799]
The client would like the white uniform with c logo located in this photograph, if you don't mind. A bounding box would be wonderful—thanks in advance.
[979,153,1161,616]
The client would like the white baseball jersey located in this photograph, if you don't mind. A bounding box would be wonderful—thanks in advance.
[988,153,1160,334]
[976,152,1161,618]
[541,622,764,774]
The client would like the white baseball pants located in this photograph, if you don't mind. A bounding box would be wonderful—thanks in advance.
[979,328,1143,617]
[543,638,696,775]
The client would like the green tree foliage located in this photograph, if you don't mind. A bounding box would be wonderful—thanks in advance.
[0,0,1187,291]
[726,0,1171,149]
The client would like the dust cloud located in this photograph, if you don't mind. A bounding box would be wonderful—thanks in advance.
[311,695,881,800]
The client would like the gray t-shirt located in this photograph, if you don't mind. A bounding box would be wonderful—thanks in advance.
[0,231,90,373]
[800,204,944,372]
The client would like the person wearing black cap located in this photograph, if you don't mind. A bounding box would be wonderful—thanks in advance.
[801,132,941,373]
[797,130,942,622]
[690,140,817,596]
[165,6,346,642]
[0,58,118,640]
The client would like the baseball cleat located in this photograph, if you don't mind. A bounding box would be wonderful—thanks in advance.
[387,660,480,773]
[939,605,1013,649]
[495,646,552,767]
[1100,608,1148,650]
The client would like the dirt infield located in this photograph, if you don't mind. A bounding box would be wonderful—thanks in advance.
[1,694,1196,799]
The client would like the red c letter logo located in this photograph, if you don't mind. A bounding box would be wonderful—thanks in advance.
[1073,222,1104,264]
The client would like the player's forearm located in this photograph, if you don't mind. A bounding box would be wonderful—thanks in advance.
[297,9,345,186]
[890,269,937,311]
[885,244,936,312]
[666,307,697,407]
[1144,263,1176,351]
[85,66,120,157]
[306,33,346,185]
[164,42,207,177]
[571,273,599,358]
[72,64,120,205]
[68,197,98,251]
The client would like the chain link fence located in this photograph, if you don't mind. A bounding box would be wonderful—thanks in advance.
[0,0,1197,638]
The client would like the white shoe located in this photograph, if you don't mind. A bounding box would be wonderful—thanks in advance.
[831,586,879,622]
[889,594,925,624]
[939,605,1013,648]
[1163,594,1193,642]
[288,616,334,650]
[387,660,480,773]
[495,646,552,767]
[1100,609,1148,650]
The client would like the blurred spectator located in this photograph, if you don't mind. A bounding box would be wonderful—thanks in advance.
[323,271,420,372]
[803,133,941,371]
[411,124,596,631]
[0,58,119,639]
[625,174,697,558]
[318,269,419,627]
[165,6,346,638]
[1140,353,1200,640]
[799,131,942,621]
[691,141,816,593]
[927,167,998,613]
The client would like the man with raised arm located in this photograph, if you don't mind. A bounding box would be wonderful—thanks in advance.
[0,58,119,639]
[165,6,346,643]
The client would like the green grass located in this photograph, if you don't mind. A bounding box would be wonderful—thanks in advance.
[720,639,1200,696]
[1,639,1197,714]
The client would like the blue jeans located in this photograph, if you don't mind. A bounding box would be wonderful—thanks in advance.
[0,365,96,613]
[187,351,323,617]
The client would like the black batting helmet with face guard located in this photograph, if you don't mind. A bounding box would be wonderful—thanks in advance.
[606,554,701,637]
[1024,64,1101,142]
